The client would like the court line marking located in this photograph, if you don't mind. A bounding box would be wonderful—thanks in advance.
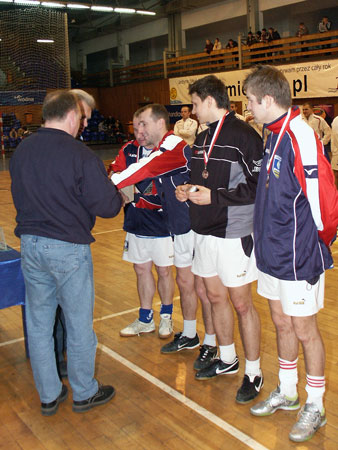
[99,343,270,450]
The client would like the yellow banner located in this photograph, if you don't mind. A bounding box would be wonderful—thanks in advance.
[169,59,338,104]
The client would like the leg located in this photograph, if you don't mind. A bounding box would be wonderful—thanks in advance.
[21,235,63,404]
[134,261,156,309]
[176,266,197,320]
[203,275,233,346]
[195,275,214,335]
[155,264,174,306]
[155,264,174,339]
[269,299,298,361]
[229,283,260,361]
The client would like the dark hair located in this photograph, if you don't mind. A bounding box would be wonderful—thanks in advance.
[135,103,169,129]
[42,90,78,122]
[302,102,312,109]
[243,65,292,109]
[188,75,230,110]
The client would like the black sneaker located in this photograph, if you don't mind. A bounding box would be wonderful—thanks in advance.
[195,357,239,380]
[236,373,264,404]
[72,384,116,413]
[41,384,68,416]
[193,345,218,370]
[161,332,199,354]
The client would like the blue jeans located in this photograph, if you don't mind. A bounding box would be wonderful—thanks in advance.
[21,235,98,403]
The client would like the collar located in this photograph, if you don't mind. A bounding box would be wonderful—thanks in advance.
[155,130,174,151]
[265,106,299,133]
[208,110,233,133]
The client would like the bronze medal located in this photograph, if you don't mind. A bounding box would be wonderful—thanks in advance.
[202,169,209,179]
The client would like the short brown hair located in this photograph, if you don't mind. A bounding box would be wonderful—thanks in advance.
[243,65,292,110]
[188,75,230,110]
[71,89,96,110]
[135,103,169,129]
[42,90,79,122]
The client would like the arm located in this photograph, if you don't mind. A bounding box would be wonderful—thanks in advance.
[176,120,198,141]
[111,135,190,189]
[319,118,331,146]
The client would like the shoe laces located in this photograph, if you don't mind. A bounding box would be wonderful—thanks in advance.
[297,405,320,426]
[199,345,212,360]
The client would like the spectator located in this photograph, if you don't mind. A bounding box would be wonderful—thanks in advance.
[267,27,280,42]
[213,37,222,50]
[302,103,331,161]
[9,127,18,140]
[174,105,198,147]
[318,16,332,52]
[246,31,257,46]
[296,22,309,54]
[230,102,245,121]
[261,28,269,43]
[226,38,238,49]
[204,39,213,55]
[318,16,332,33]
[296,22,309,38]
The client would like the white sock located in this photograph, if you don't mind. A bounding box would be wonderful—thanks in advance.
[306,374,325,412]
[182,320,196,339]
[278,357,298,398]
[203,333,216,347]
[219,343,236,363]
[245,358,261,377]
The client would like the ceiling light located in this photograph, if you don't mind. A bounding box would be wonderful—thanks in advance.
[91,5,113,12]
[114,7,135,14]
[41,2,66,7]
[14,0,40,4]
[67,3,90,9]
[136,10,156,16]
[37,39,54,43]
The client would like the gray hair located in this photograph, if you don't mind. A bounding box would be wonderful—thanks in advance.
[71,89,96,109]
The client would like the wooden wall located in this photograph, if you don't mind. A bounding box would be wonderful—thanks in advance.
[94,79,170,127]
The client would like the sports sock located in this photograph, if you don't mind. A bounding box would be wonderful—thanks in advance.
[305,374,325,412]
[203,333,216,347]
[139,308,153,323]
[245,358,261,377]
[182,320,196,339]
[219,343,236,363]
[160,303,173,316]
[278,357,298,398]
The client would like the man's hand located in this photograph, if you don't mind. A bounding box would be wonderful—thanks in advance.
[175,184,191,202]
[188,185,211,205]
[119,190,130,206]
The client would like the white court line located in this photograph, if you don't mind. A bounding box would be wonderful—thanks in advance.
[92,229,123,235]
[0,337,24,347]
[99,343,270,450]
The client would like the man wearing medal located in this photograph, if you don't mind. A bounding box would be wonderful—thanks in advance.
[176,75,264,404]
[244,65,333,442]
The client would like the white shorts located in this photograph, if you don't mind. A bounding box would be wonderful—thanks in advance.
[192,233,258,287]
[257,270,325,317]
[123,233,174,267]
[173,230,194,268]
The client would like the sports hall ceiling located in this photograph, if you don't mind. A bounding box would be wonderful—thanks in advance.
[67,0,224,43]
[0,0,224,43]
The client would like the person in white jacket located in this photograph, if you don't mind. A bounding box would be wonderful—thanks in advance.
[174,106,198,147]
[302,103,331,146]
[331,116,338,188]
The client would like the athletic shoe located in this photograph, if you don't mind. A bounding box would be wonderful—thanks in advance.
[250,386,300,416]
[195,357,239,380]
[73,384,116,413]
[41,384,68,416]
[120,319,155,337]
[161,332,199,353]
[289,403,326,442]
[193,345,218,370]
[158,313,173,339]
[236,372,264,404]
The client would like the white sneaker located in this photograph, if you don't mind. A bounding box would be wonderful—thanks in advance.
[120,319,155,337]
[158,314,173,339]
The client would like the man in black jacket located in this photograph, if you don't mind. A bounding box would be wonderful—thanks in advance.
[10,90,122,415]
[176,75,263,404]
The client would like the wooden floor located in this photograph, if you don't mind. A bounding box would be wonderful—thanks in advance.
[0,166,338,450]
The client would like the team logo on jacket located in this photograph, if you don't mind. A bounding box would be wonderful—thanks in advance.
[272,155,282,179]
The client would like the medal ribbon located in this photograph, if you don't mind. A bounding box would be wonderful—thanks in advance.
[203,112,228,168]
[266,108,292,175]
